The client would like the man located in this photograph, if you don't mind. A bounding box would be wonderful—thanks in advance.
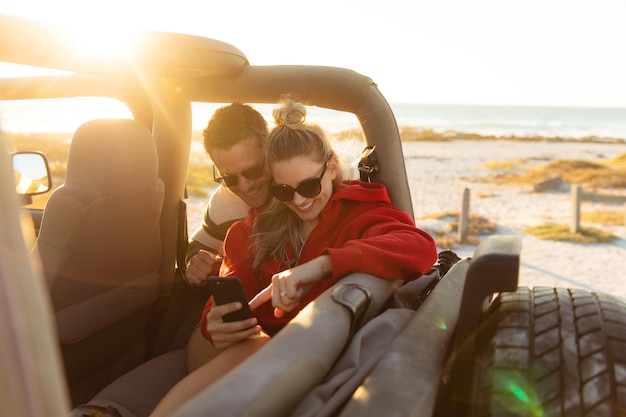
[184,103,272,286]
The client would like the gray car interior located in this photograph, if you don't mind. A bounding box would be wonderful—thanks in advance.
[31,119,165,404]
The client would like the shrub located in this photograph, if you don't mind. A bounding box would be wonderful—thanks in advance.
[523,223,617,244]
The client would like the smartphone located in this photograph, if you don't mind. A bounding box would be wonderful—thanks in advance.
[207,276,254,322]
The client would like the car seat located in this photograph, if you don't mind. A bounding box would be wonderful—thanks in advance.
[32,118,165,405]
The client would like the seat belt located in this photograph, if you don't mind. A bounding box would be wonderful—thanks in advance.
[146,198,190,358]
[358,145,379,183]
[176,198,189,276]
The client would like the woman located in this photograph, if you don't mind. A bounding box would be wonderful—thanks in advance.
[150,99,437,417]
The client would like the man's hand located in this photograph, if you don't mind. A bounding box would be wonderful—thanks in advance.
[185,250,222,286]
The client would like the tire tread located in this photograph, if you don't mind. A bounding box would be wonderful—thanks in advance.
[469,287,626,417]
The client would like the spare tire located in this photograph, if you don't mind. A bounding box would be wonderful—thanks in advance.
[469,286,626,417]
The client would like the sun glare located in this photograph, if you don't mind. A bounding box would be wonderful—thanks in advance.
[63,25,141,60]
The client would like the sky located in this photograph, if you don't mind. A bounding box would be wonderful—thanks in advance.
[2,0,626,108]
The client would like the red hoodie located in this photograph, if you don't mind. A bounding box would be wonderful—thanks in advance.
[201,180,437,341]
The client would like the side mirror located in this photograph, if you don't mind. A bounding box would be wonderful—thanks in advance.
[12,151,52,195]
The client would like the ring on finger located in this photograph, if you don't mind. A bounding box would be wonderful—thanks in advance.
[280,290,287,297]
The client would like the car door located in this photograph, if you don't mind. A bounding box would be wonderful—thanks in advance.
[0,136,69,417]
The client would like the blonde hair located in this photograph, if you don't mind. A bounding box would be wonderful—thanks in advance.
[251,98,342,276]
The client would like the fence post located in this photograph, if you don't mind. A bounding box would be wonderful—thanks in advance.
[458,188,470,243]
[571,185,582,234]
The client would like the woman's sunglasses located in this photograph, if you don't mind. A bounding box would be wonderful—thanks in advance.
[269,162,328,201]
[213,164,265,188]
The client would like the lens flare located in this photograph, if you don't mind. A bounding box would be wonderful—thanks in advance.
[435,318,448,330]
[492,369,544,417]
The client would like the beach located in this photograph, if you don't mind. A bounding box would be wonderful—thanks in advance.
[187,139,626,301]
[405,139,626,301]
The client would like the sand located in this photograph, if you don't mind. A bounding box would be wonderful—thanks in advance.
[186,139,626,301]
[405,140,626,301]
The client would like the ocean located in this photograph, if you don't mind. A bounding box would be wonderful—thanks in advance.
[2,99,626,141]
[390,103,626,141]
[202,102,626,141]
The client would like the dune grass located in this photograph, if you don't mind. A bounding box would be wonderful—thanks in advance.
[398,127,626,144]
[187,135,224,196]
[484,153,626,189]
[186,161,218,197]
[582,210,625,226]
[480,154,625,243]
[523,223,617,244]
[421,212,497,248]
[481,159,534,172]
[422,208,623,246]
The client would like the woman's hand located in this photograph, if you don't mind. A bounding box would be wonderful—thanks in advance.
[204,300,261,349]
[249,255,332,318]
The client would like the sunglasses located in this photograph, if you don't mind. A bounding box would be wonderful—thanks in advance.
[213,164,265,188]
[269,162,328,201]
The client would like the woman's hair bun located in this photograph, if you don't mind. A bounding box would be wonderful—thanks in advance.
[273,99,307,129]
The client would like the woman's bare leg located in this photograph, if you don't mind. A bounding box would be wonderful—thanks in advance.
[185,327,224,373]
[150,334,270,417]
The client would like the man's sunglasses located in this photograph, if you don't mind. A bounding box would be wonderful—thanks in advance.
[213,164,265,188]
[269,162,328,201]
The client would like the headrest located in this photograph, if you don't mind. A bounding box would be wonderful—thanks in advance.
[65,119,159,195]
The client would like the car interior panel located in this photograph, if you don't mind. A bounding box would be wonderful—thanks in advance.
[32,118,165,404]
